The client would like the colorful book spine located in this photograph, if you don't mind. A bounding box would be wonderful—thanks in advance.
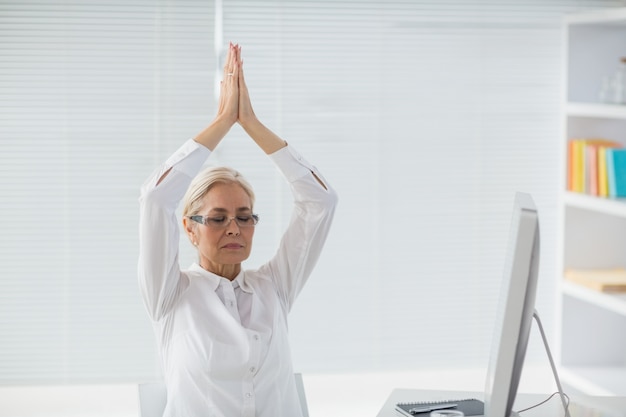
[611,149,626,197]
[567,139,585,192]
[586,144,598,195]
[567,139,623,197]
[598,146,609,197]
[607,148,616,197]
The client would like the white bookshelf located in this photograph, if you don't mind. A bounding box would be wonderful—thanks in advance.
[558,8,626,397]
[562,281,626,316]
[563,191,626,218]
[566,102,626,120]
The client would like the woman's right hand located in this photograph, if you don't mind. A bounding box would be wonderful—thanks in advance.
[236,45,259,128]
[192,43,240,151]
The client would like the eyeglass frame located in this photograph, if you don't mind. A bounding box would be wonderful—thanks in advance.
[187,214,260,229]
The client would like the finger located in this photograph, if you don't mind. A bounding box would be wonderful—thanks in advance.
[229,44,240,81]
[227,43,240,80]
[229,45,239,81]
[237,46,245,83]
[223,42,234,77]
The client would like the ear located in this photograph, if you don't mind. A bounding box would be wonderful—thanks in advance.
[182,217,196,240]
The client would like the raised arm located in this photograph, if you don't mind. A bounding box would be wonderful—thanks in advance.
[154,43,241,187]
[235,46,328,190]
[232,47,337,307]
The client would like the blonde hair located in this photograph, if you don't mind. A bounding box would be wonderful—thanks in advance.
[182,166,256,219]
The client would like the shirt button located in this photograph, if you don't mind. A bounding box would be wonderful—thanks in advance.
[245,392,253,398]
[253,334,259,341]
[249,366,256,373]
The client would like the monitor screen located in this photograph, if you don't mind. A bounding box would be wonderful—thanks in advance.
[483,192,540,417]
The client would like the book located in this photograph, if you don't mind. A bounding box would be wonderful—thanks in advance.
[567,139,578,192]
[598,146,610,197]
[609,149,626,197]
[589,140,621,196]
[564,268,626,292]
[568,139,585,192]
[607,148,616,197]
[395,398,484,416]
[586,143,599,195]
[567,139,622,195]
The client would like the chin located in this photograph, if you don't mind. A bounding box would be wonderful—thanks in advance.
[221,253,251,265]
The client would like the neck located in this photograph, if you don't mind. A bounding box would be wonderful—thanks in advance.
[200,261,241,281]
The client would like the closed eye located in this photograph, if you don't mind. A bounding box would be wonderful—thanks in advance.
[206,217,227,225]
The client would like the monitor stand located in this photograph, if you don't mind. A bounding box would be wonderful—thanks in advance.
[531,310,571,417]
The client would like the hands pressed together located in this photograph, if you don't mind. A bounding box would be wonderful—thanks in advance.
[196,42,286,155]
[218,42,256,129]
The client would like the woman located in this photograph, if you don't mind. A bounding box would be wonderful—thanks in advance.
[138,43,337,417]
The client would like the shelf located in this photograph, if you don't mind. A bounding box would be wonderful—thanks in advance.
[561,366,626,396]
[561,281,626,316]
[566,102,626,120]
[563,192,626,218]
[560,7,626,399]
[564,8,626,25]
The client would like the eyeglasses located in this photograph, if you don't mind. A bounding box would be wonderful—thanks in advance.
[188,214,260,229]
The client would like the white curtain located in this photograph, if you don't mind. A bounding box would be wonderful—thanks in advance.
[0,0,623,383]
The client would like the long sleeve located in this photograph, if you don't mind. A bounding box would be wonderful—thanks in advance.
[138,139,211,321]
[261,145,338,311]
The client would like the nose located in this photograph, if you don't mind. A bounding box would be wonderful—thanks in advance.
[225,217,241,236]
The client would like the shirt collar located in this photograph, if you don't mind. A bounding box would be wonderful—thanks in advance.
[189,263,253,293]
[234,272,254,294]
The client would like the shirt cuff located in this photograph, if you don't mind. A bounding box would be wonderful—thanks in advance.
[167,139,211,178]
[269,145,314,183]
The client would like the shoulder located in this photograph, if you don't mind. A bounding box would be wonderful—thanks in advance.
[241,266,275,292]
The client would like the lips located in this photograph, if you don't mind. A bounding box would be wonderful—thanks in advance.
[222,243,244,249]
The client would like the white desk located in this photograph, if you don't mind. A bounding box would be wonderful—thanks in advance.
[377,389,626,417]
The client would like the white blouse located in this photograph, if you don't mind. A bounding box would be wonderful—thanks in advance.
[138,139,338,417]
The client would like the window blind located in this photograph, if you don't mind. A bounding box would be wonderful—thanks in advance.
[0,0,217,383]
[218,0,626,373]
[0,0,624,383]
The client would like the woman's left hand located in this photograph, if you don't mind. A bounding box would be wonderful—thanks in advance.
[216,42,240,125]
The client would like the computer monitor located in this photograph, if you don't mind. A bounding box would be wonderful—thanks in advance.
[483,192,540,417]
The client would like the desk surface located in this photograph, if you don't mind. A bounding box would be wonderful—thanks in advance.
[377,389,626,417]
